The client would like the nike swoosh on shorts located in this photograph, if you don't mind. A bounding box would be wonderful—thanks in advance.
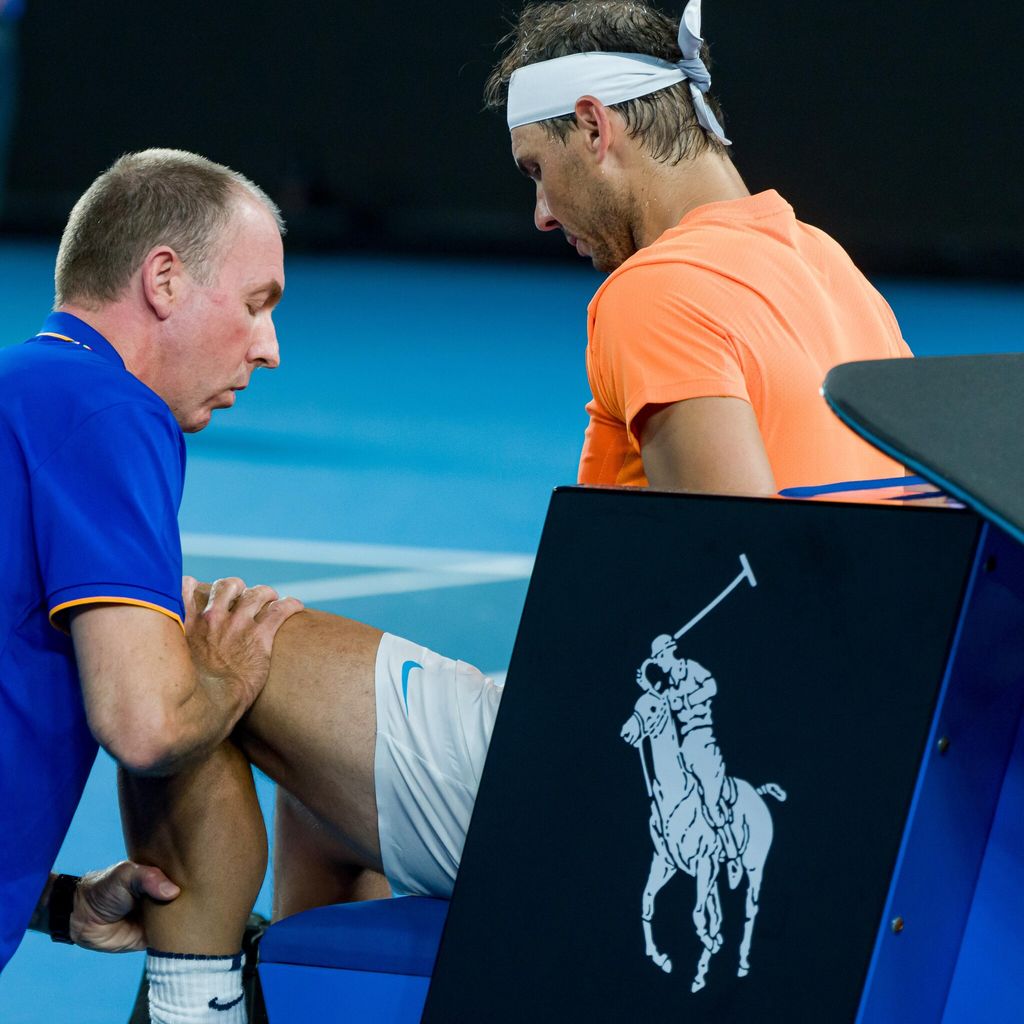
[401,660,423,715]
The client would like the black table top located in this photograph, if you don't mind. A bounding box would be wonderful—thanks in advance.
[824,354,1024,545]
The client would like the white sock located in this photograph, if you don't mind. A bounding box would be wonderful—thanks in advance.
[147,949,247,1024]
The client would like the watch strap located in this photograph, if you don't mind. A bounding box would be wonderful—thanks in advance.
[48,873,80,944]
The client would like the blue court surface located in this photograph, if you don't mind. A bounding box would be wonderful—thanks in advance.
[1,237,1022,1022]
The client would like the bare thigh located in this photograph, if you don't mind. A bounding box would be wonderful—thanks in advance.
[272,789,391,920]
[236,609,384,873]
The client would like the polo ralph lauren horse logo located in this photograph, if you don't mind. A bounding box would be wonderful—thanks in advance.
[620,554,786,993]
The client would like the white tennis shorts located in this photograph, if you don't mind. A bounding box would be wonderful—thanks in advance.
[373,633,504,897]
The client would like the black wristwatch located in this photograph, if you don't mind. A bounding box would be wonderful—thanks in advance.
[48,874,80,945]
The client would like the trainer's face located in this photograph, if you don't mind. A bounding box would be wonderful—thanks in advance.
[511,123,637,273]
[166,197,284,432]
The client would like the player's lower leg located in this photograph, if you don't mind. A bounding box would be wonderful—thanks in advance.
[120,742,267,1024]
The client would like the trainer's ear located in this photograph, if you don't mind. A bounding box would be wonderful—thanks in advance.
[139,245,184,321]
[574,95,617,164]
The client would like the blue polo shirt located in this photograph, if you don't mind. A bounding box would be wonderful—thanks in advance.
[0,312,186,971]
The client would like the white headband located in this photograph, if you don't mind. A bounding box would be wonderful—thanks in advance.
[506,0,730,146]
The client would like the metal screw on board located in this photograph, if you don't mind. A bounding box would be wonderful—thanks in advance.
[891,917,905,935]
[937,736,950,755]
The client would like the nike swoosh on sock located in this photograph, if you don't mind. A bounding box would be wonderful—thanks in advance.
[208,993,244,1011]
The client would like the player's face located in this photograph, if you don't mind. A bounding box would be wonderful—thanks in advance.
[166,197,285,432]
[511,123,638,274]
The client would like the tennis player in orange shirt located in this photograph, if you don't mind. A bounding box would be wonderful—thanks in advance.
[485,0,911,496]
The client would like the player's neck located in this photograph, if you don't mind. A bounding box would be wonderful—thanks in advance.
[633,151,750,249]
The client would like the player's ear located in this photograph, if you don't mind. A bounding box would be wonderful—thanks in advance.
[140,245,183,321]
[574,96,616,164]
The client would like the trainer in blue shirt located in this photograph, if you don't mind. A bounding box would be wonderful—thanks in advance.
[0,149,301,996]
[0,312,186,962]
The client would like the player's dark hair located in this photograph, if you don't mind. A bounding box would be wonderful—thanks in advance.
[55,149,284,309]
[484,1,727,165]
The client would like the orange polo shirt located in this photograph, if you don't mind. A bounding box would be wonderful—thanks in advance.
[577,191,912,491]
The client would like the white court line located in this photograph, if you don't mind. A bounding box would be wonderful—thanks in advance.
[181,532,535,601]
[181,532,534,574]
[270,569,526,603]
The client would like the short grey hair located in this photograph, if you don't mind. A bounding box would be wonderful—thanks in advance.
[54,148,285,308]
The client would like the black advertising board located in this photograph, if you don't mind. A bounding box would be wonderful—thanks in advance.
[423,487,980,1023]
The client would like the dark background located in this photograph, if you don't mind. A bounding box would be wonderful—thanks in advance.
[4,0,1023,277]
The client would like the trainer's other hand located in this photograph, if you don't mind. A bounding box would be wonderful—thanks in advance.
[71,861,180,953]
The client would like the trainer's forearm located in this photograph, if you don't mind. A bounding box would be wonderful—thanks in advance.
[76,628,246,776]
[27,874,56,934]
[72,599,267,776]
[27,872,79,943]
[117,672,246,776]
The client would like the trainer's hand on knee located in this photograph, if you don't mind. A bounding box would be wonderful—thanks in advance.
[71,861,180,953]
[182,575,212,615]
[187,576,304,713]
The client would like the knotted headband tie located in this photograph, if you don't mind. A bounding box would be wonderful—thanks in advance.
[506,0,730,145]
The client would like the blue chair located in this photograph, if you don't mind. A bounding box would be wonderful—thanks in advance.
[258,897,449,1023]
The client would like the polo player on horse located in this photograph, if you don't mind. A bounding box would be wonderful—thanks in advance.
[636,635,742,888]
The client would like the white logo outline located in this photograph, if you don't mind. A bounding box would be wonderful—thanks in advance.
[621,554,787,993]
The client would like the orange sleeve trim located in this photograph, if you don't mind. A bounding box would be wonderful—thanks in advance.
[50,597,185,634]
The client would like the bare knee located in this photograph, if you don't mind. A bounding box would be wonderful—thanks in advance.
[235,610,384,869]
